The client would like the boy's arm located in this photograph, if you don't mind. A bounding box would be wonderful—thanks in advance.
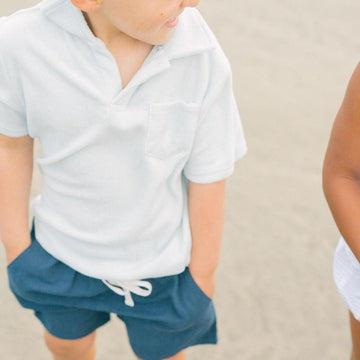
[323,62,360,262]
[0,133,33,265]
[187,179,226,298]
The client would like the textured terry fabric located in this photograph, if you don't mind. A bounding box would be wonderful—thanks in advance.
[7,220,218,359]
[333,236,360,320]
[0,0,248,281]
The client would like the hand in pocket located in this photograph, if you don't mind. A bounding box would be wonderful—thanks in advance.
[5,239,32,266]
[188,266,216,299]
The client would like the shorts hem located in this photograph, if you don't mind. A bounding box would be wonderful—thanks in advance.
[34,310,110,340]
[134,319,218,360]
[142,340,218,360]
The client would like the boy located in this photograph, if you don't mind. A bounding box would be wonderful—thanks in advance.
[0,0,248,359]
[323,63,360,360]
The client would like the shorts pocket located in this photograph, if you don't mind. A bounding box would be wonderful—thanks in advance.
[7,238,43,301]
[7,238,107,304]
[161,267,213,331]
[185,267,212,302]
[6,240,36,270]
[145,101,200,159]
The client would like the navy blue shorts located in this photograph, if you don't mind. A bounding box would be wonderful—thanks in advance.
[6,218,218,360]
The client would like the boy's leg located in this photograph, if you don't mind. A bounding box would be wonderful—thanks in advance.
[44,328,96,360]
[136,349,186,360]
[350,311,360,360]
[163,350,186,360]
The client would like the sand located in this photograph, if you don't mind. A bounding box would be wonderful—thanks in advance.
[0,0,357,358]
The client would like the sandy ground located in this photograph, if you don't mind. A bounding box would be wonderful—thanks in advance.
[0,0,357,359]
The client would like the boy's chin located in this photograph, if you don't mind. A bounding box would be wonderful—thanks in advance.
[146,30,175,46]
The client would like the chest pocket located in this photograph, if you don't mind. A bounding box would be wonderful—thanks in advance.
[145,101,201,160]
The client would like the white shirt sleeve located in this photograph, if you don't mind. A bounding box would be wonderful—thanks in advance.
[183,54,247,184]
[0,20,29,137]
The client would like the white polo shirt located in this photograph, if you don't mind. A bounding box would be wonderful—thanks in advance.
[0,0,247,284]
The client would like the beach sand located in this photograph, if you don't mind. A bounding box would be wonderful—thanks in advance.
[0,0,357,358]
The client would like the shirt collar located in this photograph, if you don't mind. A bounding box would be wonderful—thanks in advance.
[38,0,216,60]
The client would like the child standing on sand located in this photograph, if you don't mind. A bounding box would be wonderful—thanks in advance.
[323,63,360,360]
[0,0,247,359]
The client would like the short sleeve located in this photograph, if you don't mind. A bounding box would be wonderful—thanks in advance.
[0,20,29,137]
[183,57,247,184]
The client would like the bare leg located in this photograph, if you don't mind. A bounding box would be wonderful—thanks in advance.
[349,311,360,360]
[44,328,96,360]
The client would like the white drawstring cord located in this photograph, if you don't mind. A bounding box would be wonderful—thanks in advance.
[102,279,152,307]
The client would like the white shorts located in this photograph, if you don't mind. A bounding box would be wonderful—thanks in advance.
[333,237,360,320]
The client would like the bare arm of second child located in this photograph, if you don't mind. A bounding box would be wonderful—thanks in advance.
[187,179,226,299]
[323,63,360,262]
[0,133,33,265]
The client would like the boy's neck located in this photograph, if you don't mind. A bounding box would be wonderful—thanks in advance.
[82,10,149,52]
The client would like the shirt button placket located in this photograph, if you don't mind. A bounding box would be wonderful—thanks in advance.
[91,39,122,96]
[113,87,137,107]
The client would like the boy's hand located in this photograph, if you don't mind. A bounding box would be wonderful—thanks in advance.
[188,266,216,299]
